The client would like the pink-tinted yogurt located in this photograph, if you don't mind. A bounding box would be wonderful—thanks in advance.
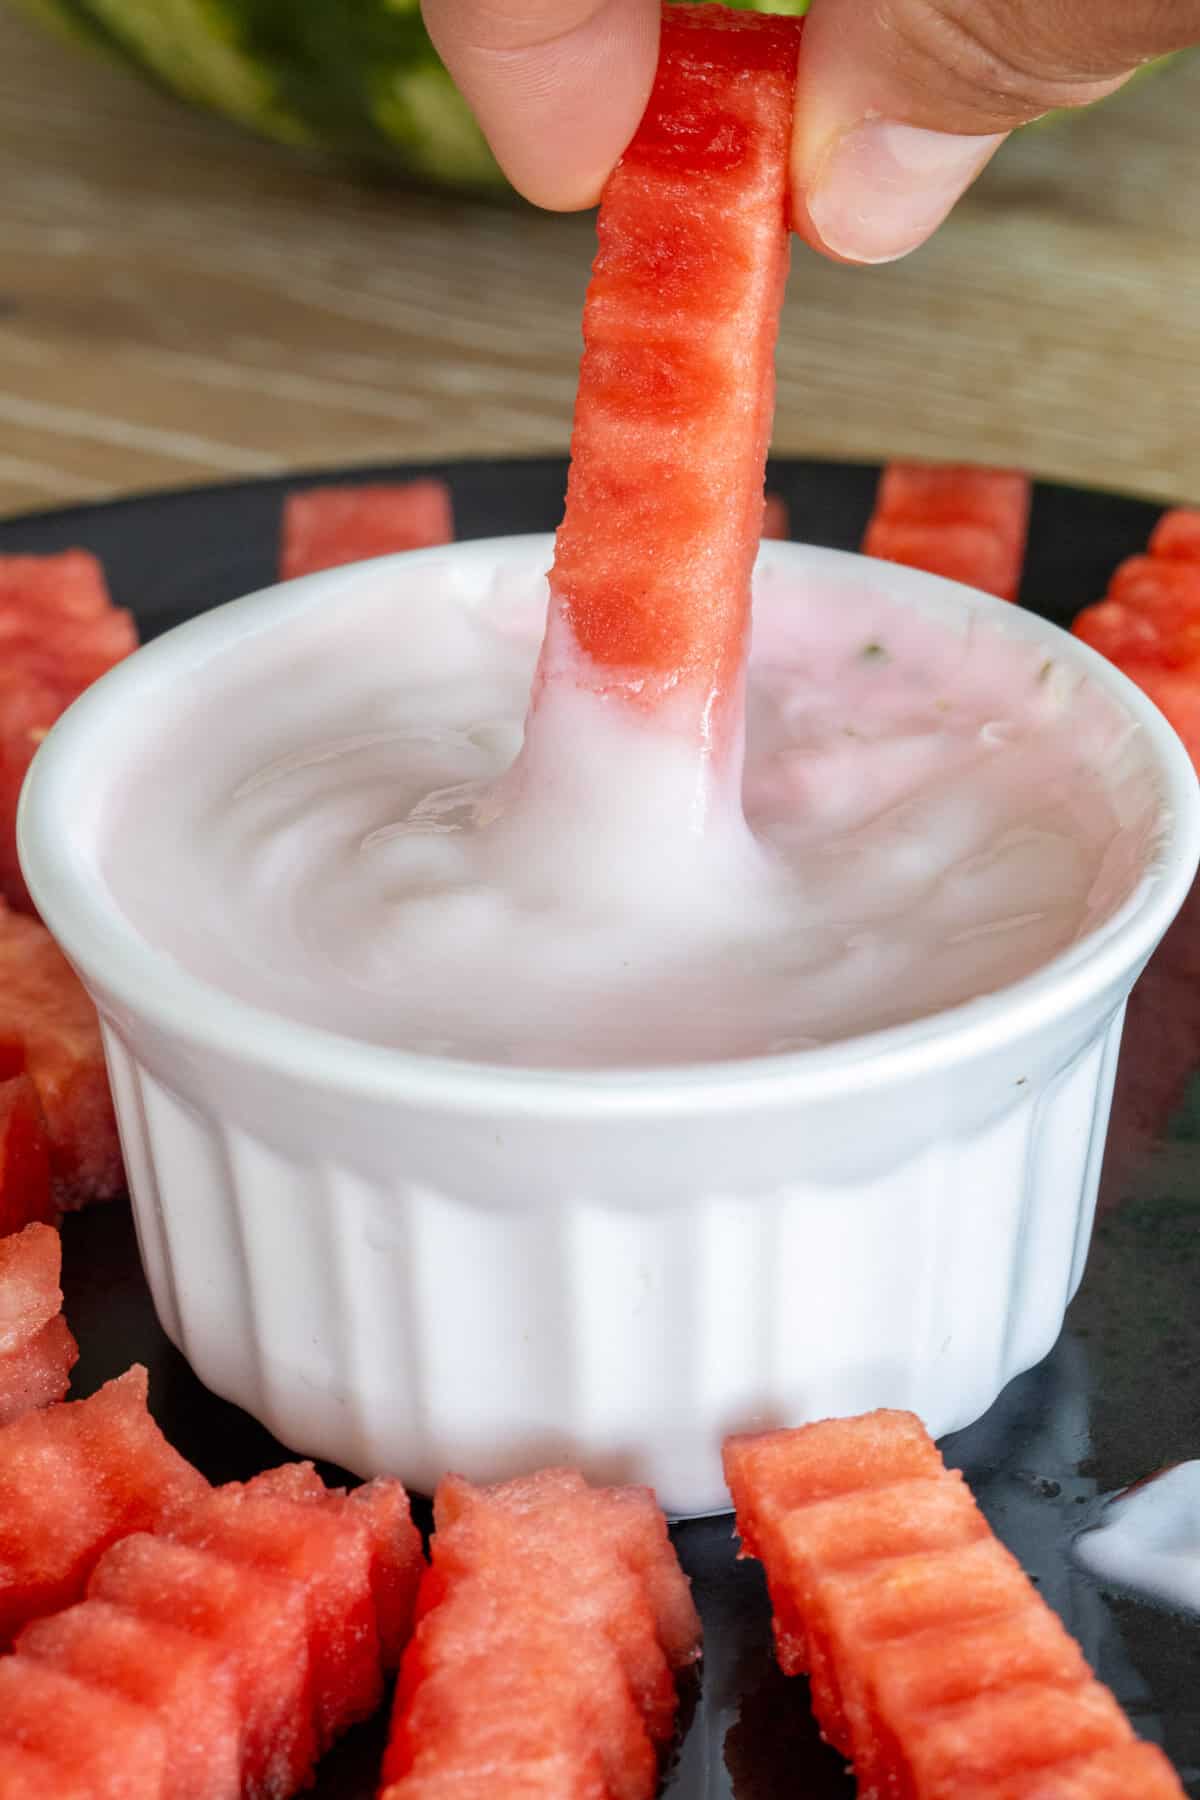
[103,555,1162,1068]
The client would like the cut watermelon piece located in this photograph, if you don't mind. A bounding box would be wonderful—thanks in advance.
[89,1530,317,1797]
[1149,508,1200,563]
[874,463,1030,536]
[429,1485,675,1746]
[863,462,1031,602]
[762,492,789,540]
[811,1535,1035,1761]
[18,1598,242,1800]
[0,551,136,913]
[768,1473,990,1745]
[0,1655,166,1800]
[1108,554,1200,621]
[346,1476,425,1668]
[163,1465,383,1750]
[0,899,122,1208]
[532,3,801,743]
[280,480,454,580]
[383,1756,608,1800]
[0,1074,55,1236]
[8,1462,422,1800]
[0,1221,77,1422]
[857,1602,1092,1794]
[1070,515,1200,772]
[1071,600,1170,667]
[0,1744,98,1800]
[956,1740,1186,1797]
[862,518,1024,604]
[383,1466,696,1800]
[387,1586,655,1800]
[0,1316,78,1425]
[903,1680,1133,1795]
[435,1468,700,1679]
[724,1411,1167,1797]
[0,1365,206,1647]
[724,1410,944,1671]
[0,1222,63,1354]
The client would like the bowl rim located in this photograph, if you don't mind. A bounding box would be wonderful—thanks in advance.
[18,534,1200,1118]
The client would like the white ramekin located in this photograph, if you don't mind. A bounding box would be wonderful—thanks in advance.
[18,537,1200,1516]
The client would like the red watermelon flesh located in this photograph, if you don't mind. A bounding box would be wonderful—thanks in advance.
[863,463,1031,602]
[88,1531,317,1798]
[0,1744,98,1800]
[383,1754,608,1800]
[0,1655,167,1799]
[386,1466,694,1798]
[1149,508,1200,563]
[534,4,801,745]
[810,1534,1042,1765]
[434,1470,700,1675]
[724,1411,1166,1797]
[769,1474,989,1732]
[861,518,1020,604]
[430,1502,675,1744]
[0,1316,78,1426]
[0,675,58,916]
[0,1221,63,1353]
[385,1583,655,1800]
[582,1484,703,1673]
[1070,518,1200,772]
[874,464,1030,537]
[0,1365,206,1648]
[10,1462,422,1800]
[1108,555,1200,621]
[724,1410,944,1672]
[0,551,136,914]
[0,1073,55,1235]
[17,1598,241,1800]
[955,1740,1186,1798]
[1071,600,1170,667]
[280,480,454,580]
[856,1603,1092,1797]
[346,1476,425,1668]
[162,1469,383,1749]
[0,899,123,1209]
[762,493,789,540]
[867,1599,1090,1718]
[903,1680,1133,1796]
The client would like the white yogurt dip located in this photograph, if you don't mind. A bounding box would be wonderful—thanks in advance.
[103,552,1162,1069]
[1075,1464,1200,1615]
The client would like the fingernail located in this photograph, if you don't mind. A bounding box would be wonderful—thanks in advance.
[807,119,1005,264]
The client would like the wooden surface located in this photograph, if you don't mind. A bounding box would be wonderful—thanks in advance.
[0,6,1198,521]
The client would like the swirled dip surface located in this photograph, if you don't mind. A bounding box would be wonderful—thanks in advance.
[104,551,1162,1068]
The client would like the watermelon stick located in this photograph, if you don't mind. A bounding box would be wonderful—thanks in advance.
[520,4,801,801]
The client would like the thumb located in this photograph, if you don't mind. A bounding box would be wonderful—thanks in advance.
[421,0,659,209]
[792,0,1200,263]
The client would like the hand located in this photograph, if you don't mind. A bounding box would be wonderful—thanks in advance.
[421,0,1200,263]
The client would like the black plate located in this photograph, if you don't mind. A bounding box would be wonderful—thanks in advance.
[4,457,1199,1796]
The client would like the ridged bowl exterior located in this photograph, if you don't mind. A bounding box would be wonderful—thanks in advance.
[19,538,1200,1516]
[100,983,1124,1516]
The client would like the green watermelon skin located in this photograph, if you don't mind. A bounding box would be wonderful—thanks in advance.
[13,0,1170,193]
[7,0,808,191]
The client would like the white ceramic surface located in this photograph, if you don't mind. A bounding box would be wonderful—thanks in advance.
[19,538,1200,1516]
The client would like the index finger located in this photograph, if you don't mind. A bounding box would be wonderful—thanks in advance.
[422,0,661,209]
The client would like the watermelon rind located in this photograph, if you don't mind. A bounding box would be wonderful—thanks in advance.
[3,0,1183,193]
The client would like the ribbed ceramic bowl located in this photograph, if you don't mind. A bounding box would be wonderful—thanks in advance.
[19,537,1200,1516]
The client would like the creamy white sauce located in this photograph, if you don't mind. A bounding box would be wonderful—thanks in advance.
[103,556,1161,1069]
[1074,1463,1200,1614]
